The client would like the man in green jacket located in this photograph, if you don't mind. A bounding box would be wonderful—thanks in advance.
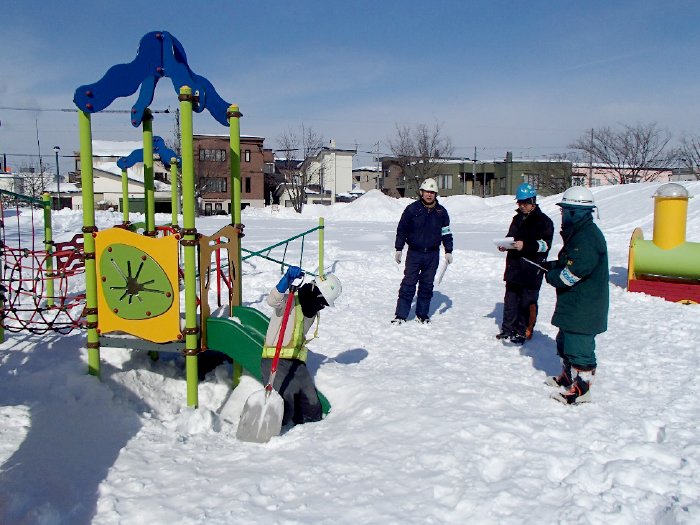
[544,187,609,404]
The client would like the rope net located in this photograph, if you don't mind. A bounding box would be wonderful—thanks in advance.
[0,197,86,335]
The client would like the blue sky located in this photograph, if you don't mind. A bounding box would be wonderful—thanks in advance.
[1,0,699,170]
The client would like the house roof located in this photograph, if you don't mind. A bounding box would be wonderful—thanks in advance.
[95,162,171,191]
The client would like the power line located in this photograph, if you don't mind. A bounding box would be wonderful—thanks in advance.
[0,106,173,114]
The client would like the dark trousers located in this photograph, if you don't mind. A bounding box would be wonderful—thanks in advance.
[395,248,439,319]
[261,358,322,426]
[501,283,540,337]
[556,330,597,370]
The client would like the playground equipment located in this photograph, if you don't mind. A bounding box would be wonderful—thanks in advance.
[69,30,331,412]
[0,191,85,339]
[627,183,700,304]
[117,135,181,229]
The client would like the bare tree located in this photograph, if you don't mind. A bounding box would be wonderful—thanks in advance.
[276,124,324,213]
[568,122,677,184]
[678,135,700,180]
[165,108,183,206]
[13,163,51,202]
[387,121,454,193]
[535,154,573,194]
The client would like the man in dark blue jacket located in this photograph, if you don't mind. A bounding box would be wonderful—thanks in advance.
[393,178,453,324]
[497,183,554,345]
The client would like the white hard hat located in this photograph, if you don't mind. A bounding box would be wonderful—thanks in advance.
[419,178,438,192]
[314,273,342,307]
[558,186,595,208]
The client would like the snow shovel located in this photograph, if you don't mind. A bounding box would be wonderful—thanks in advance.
[236,289,296,443]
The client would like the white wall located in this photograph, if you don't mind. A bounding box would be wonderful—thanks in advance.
[308,149,355,203]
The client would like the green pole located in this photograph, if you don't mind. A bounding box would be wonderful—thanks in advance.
[43,193,54,308]
[180,87,199,407]
[170,159,179,228]
[228,105,242,309]
[121,168,130,224]
[79,110,100,377]
[319,217,324,274]
[228,105,243,388]
[142,109,155,236]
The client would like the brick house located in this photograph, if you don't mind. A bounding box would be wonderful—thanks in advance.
[194,134,274,214]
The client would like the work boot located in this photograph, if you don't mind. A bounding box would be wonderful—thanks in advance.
[508,334,526,345]
[552,368,596,405]
[391,316,406,325]
[416,315,431,324]
[495,331,511,340]
[546,359,572,388]
[525,304,537,339]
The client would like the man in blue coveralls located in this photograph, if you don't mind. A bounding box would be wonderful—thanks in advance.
[393,178,453,324]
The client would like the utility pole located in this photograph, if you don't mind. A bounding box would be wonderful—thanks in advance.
[589,128,593,187]
[375,141,380,190]
[472,147,477,197]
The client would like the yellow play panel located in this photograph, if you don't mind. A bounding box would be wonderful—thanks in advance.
[95,228,181,343]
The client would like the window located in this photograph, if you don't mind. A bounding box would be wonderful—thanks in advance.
[591,178,602,187]
[215,203,223,211]
[438,174,452,190]
[205,203,212,214]
[245,177,251,193]
[523,173,542,189]
[244,149,251,163]
[204,178,227,193]
[199,149,227,162]
[572,176,587,187]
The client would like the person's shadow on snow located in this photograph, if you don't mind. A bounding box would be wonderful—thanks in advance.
[428,291,452,318]
[306,348,369,375]
[0,333,149,525]
[485,302,560,376]
[518,333,561,376]
[609,266,628,288]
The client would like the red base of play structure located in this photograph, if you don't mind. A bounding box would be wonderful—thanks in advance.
[629,278,700,304]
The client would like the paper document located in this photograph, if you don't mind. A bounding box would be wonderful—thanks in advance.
[493,237,517,249]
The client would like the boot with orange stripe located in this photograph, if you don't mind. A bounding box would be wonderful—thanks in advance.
[545,358,572,388]
[552,367,595,405]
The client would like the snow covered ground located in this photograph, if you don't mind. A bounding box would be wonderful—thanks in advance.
[1,181,699,524]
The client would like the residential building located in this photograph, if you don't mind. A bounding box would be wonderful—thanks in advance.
[306,140,356,204]
[571,164,674,186]
[70,140,172,212]
[669,167,699,182]
[353,166,380,192]
[194,134,273,214]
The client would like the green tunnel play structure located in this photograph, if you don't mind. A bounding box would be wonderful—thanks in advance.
[627,183,700,304]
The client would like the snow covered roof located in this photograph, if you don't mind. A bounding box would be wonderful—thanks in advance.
[92,140,144,158]
[45,182,80,193]
[95,162,171,191]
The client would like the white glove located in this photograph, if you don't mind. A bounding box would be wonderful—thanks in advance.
[445,253,453,264]
[395,251,402,264]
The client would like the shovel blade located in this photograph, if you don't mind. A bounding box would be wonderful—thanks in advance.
[236,388,284,443]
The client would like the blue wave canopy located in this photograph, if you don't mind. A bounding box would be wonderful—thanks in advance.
[74,31,231,127]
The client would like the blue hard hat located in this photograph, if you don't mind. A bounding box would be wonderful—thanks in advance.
[516,183,537,201]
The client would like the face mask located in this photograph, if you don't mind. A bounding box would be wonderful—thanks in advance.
[297,282,327,318]
[561,206,592,228]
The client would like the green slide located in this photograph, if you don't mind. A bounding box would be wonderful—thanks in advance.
[206,306,330,415]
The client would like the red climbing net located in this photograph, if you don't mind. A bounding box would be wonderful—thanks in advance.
[0,199,86,335]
